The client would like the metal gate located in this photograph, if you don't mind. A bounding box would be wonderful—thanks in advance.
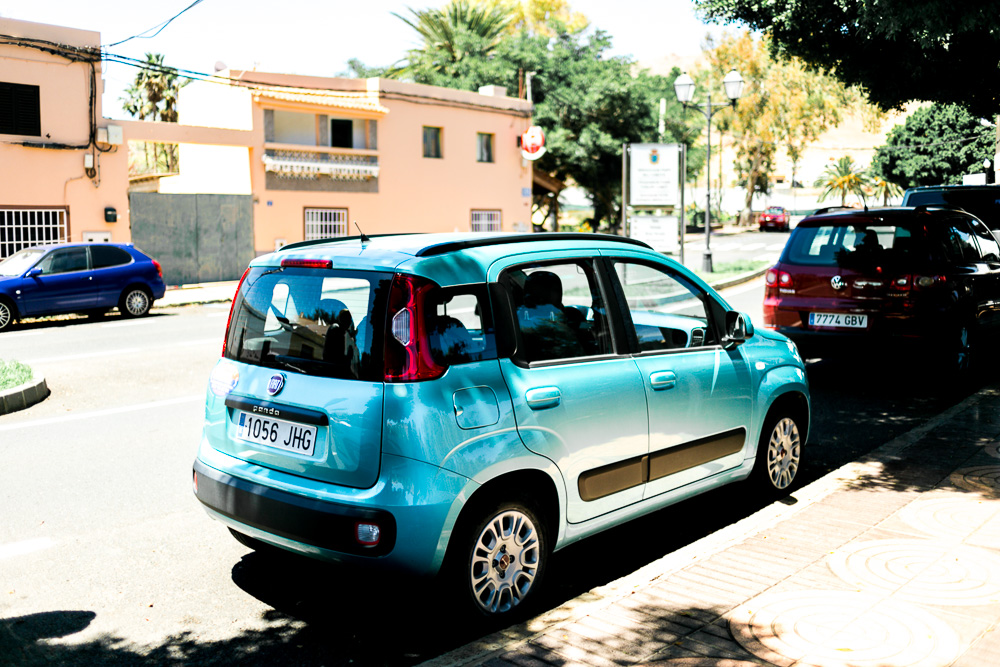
[0,208,67,259]
[128,193,254,286]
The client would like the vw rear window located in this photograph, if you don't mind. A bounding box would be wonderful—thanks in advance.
[785,224,926,268]
[225,266,391,381]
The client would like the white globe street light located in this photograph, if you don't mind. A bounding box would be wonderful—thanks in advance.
[674,69,744,272]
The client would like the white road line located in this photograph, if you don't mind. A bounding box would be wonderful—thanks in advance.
[101,320,147,328]
[22,337,218,365]
[718,275,765,296]
[0,537,56,560]
[766,243,787,251]
[0,394,203,432]
[741,243,766,251]
[753,253,780,262]
[0,330,43,339]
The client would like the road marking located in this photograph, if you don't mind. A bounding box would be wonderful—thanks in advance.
[719,276,765,296]
[0,394,203,432]
[0,330,43,339]
[22,338,218,365]
[753,253,780,262]
[0,537,56,560]
[741,243,765,251]
[101,320,147,328]
[766,243,787,251]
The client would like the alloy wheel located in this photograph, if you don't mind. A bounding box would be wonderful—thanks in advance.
[0,301,11,330]
[469,509,541,615]
[766,417,801,490]
[124,289,150,317]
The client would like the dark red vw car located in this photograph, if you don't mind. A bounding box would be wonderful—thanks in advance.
[763,206,1000,371]
[759,206,790,232]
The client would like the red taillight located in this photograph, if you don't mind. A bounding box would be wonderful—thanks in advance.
[281,258,332,269]
[222,267,250,357]
[765,268,793,291]
[384,273,447,382]
[152,259,163,278]
[891,274,946,293]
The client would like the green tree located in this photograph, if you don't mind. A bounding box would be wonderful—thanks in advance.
[694,1,1000,118]
[869,175,903,206]
[121,53,186,173]
[871,103,995,188]
[393,1,513,83]
[702,32,878,223]
[814,157,871,207]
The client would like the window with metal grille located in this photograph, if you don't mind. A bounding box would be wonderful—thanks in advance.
[0,208,67,259]
[0,82,41,136]
[304,208,348,240]
[471,210,501,233]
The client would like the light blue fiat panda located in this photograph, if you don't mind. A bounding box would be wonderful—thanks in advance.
[193,232,809,618]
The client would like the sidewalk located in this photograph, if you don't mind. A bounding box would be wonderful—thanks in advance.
[427,384,1000,667]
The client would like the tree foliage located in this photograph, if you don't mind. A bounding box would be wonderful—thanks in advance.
[814,156,871,207]
[871,103,995,188]
[121,53,186,174]
[694,1,1000,118]
[702,32,877,220]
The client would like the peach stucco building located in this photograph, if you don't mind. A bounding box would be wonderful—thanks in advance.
[0,17,535,271]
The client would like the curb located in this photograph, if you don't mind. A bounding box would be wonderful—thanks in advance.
[0,375,49,415]
[708,267,768,291]
[421,384,989,667]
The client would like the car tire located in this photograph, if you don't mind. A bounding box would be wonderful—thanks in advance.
[0,298,15,331]
[752,412,803,493]
[119,287,152,318]
[455,499,549,618]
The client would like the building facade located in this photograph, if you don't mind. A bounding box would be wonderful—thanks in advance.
[1,17,535,270]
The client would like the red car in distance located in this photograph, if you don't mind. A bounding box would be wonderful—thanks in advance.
[759,206,790,232]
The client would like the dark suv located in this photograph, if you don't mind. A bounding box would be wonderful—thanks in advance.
[902,185,1000,234]
[764,206,1000,370]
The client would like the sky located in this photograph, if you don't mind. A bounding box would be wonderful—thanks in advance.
[0,0,727,119]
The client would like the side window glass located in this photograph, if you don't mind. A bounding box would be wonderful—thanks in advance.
[427,286,496,365]
[90,245,132,269]
[613,261,718,351]
[968,217,1000,262]
[505,261,612,363]
[946,219,982,262]
[38,248,88,275]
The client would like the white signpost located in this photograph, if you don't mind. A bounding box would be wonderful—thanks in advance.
[623,143,685,258]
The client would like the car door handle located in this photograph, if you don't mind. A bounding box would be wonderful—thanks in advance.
[525,386,561,410]
[649,371,677,390]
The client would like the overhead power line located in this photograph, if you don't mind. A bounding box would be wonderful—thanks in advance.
[103,0,208,48]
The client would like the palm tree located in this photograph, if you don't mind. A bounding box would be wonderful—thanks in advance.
[121,53,186,173]
[869,174,904,206]
[394,1,513,81]
[814,156,871,207]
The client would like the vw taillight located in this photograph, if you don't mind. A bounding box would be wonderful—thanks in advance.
[384,273,447,382]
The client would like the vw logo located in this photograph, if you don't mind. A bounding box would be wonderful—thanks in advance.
[830,275,846,291]
[266,373,285,396]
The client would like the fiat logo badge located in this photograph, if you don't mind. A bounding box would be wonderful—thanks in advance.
[830,275,846,291]
[267,373,285,396]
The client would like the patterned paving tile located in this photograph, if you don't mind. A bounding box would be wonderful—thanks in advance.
[897,493,1000,549]
[949,466,1000,497]
[729,590,960,666]
[828,539,1000,606]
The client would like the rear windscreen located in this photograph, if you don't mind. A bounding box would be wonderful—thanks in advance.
[785,225,929,269]
[225,267,392,381]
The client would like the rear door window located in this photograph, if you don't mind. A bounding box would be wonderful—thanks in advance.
[968,217,1000,261]
[938,218,982,263]
[226,267,392,381]
[90,246,132,268]
[427,286,496,366]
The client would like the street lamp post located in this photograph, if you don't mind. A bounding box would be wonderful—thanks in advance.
[674,69,745,272]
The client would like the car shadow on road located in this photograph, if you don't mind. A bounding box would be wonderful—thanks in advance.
[10,312,174,333]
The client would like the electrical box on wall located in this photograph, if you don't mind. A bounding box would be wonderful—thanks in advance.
[97,125,124,145]
[104,207,117,223]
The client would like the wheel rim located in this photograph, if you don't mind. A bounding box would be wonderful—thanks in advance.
[125,290,149,316]
[0,302,10,329]
[766,417,801,490]
[469,509,541,615]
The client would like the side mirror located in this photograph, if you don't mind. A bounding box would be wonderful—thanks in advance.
[26,267,42,278]
[723,311,754,348]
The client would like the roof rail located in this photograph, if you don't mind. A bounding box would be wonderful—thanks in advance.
[811,206,855,216]
[278,233,414,253]
[913,204,969,214]
[414,233,652,257]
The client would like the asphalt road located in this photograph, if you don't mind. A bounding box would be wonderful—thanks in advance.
[0,281,986,666]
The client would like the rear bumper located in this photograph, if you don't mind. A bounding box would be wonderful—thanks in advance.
[193,458,397,557]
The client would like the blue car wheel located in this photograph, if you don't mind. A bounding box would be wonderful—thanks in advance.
[0,298,15,331]
[120,287,152,318]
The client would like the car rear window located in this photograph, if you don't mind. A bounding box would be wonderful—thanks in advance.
[225,266,392,381]
[785,224,927,268]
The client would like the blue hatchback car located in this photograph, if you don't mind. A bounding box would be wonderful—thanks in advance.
[193,233,809,618]
[0,242,166,331]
